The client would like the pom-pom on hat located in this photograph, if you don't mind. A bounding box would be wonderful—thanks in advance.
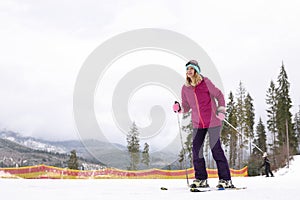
[186,60,201,74]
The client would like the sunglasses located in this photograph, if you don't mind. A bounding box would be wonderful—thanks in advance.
[185,61,199,67]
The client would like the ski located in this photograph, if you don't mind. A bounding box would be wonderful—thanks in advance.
[190,188,212,192]
[190,187,247,192]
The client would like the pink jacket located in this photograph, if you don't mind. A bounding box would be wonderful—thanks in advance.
[181,77,225,129]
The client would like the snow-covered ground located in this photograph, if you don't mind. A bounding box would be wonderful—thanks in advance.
[1,156,299,200]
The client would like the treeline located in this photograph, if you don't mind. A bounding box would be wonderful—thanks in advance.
[179,62,300,175]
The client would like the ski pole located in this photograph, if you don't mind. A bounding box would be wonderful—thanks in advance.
[223,119,240,135]
[223,119,264,153]
[251,143,264,153]
[176,112,190,187]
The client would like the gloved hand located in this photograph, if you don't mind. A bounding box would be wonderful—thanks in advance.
[173,101,182,113]
[216,106,226,121]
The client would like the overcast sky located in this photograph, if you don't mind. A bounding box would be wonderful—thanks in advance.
[0,0,299,145]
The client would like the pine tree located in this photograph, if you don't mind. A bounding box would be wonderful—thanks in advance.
[254,118,267,154]
[294,106,300,152]
[236,81,247,168]
[249,118,267,176]
[127,122,140,170]
[67,150,79,170]
[244,93,255,155]
[221,93,231,149]
[178,148,185,169]
[276,62,298,153]
[222,91,238,168]
[141,143,150,167]
[180,111,193,168]
[266,80,278,153]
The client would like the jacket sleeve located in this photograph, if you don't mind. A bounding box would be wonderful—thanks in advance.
[181,86,190,113]
[205,78,225,107]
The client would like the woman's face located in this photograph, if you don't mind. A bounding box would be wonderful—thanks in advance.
[186,67,195,78]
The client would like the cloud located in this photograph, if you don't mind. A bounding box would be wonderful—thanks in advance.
[0,0,300,143]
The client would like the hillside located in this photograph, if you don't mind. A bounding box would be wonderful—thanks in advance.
[0,130,179,169]
[0,138,103,168]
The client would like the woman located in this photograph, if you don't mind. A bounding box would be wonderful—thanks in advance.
[173,60,234,188]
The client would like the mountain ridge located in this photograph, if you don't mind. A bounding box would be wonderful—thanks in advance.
[0,130,180,170]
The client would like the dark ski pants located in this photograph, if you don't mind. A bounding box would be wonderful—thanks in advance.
[192,126,231,180]
[265,165,274,177]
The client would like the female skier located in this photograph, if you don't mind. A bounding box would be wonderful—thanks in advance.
[173,60,234,188]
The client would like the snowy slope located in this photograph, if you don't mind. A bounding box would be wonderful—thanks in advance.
[0,156,299,200]
[0,131,66,153]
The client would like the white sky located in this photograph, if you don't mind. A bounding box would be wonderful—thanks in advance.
[0,0,299,144]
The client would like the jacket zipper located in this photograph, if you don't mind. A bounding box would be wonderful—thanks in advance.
[193,88,205,128]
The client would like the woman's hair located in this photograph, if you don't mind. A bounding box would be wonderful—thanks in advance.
[186,72,202,86]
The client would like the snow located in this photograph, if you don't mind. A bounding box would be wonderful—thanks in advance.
[0,170,17,178]
[3,135,66,154]
[0,156,299,200]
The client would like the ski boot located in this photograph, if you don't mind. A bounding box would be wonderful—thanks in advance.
[216,179,235,189]
[190,179,209,188]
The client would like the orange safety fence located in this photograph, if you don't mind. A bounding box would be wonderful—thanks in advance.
[0,165,248,179]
